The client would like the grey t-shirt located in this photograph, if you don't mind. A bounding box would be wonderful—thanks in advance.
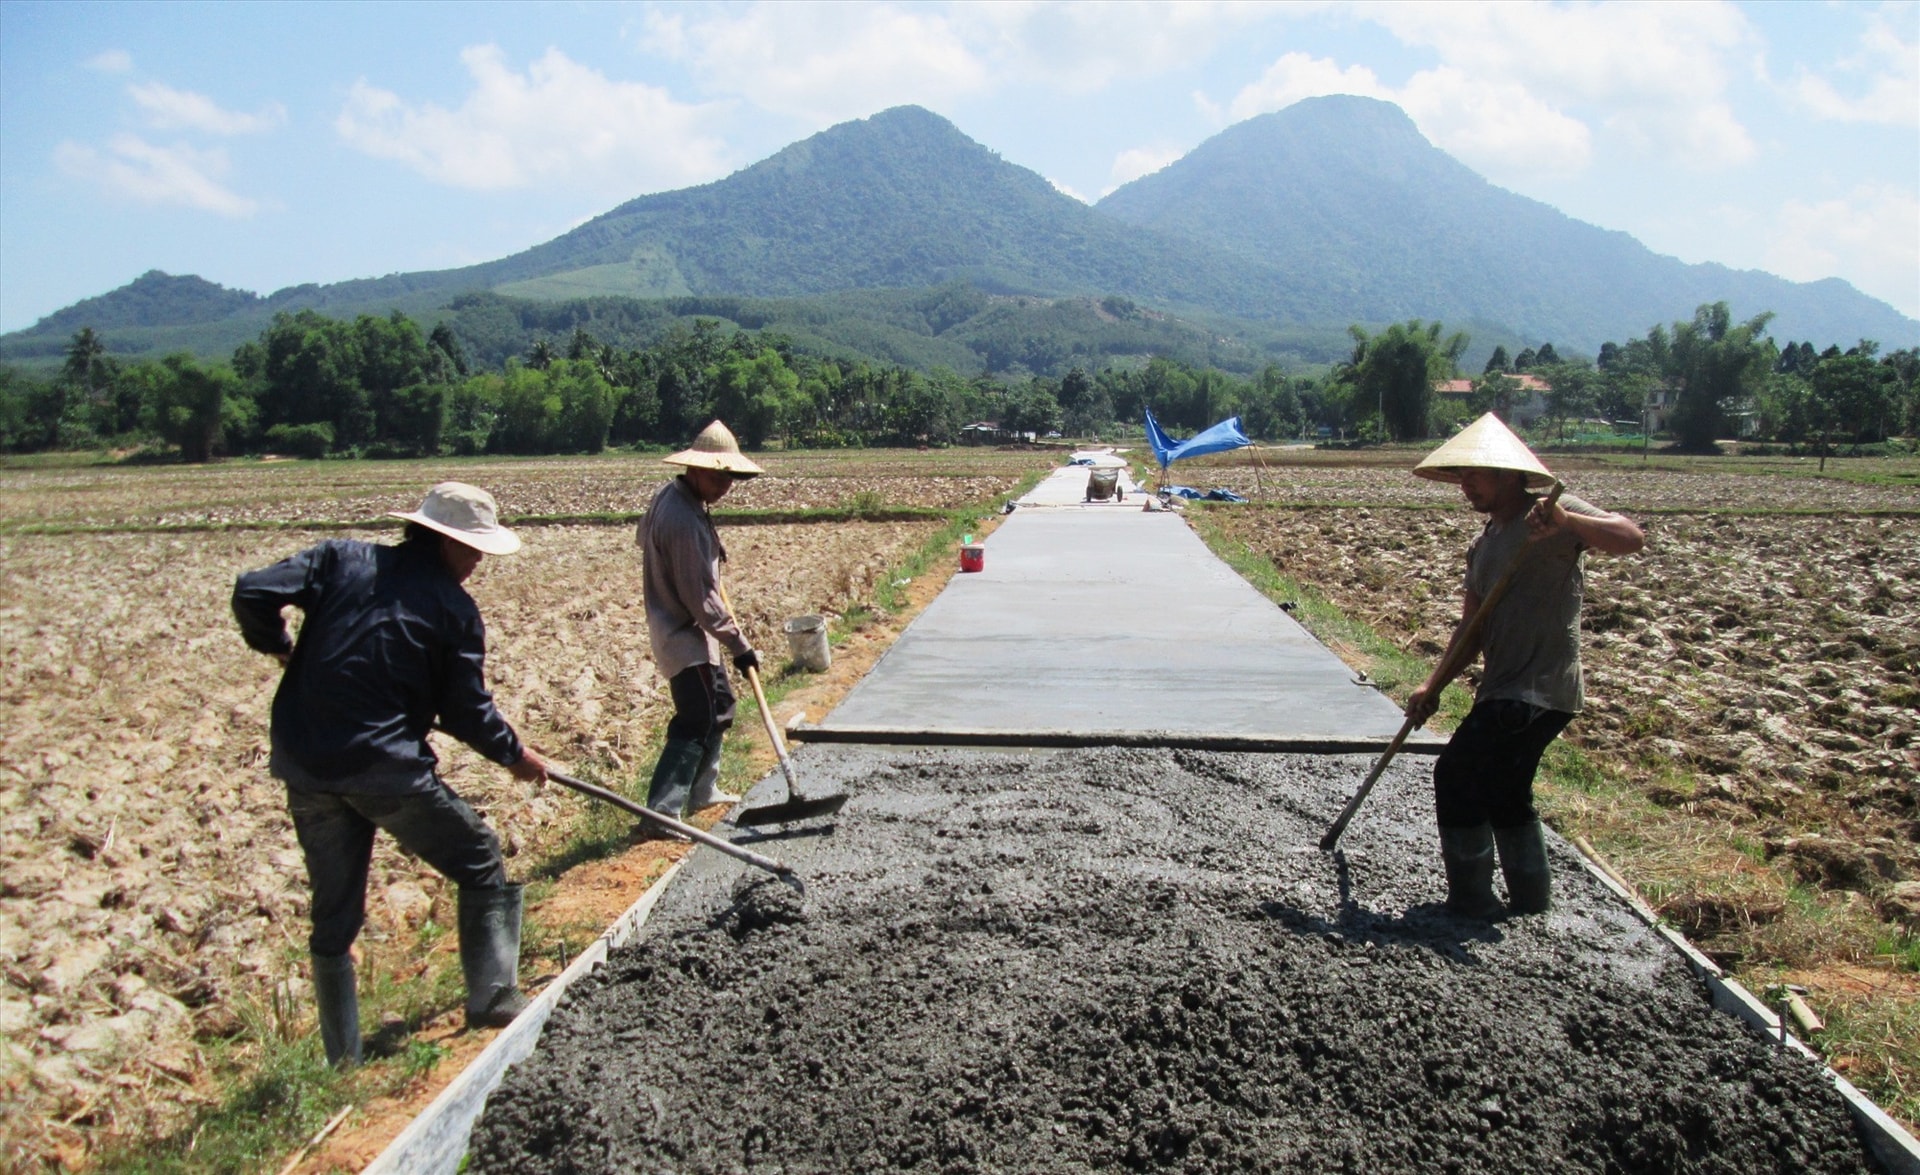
[1464,492,1607,714]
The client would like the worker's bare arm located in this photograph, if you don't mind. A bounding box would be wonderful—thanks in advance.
[1528,499,1645,555]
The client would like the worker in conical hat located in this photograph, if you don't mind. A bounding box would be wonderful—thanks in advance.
[1407,413,1644,919]
[635,421,764,830]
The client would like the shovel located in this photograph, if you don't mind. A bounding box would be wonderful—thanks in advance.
[1320,481,1564,851]
[716,583,849,827]
[546,768,802,891]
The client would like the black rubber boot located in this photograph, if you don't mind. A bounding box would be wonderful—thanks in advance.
[686,731,733,811]
[458,885,528,1029]
[310,951,361,1068]
[1439,825,1503,920]
[644,737,707,823]
[1495,820,1553,915]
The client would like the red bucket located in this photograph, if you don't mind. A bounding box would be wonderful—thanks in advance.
[959,544,985,573]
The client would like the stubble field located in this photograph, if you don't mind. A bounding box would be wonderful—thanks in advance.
[0,448,1048,1169]
[3,443,1917,1167]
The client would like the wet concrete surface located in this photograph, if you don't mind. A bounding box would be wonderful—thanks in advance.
[469,746,1875,1173]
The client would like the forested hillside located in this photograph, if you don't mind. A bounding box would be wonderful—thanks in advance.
[5,100,1909,372]
[1098,96,1914,350]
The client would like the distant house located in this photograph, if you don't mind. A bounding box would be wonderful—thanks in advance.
[1434,375,1549,426]
[960,421,1003,445]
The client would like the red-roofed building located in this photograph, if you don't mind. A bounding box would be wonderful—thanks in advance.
[1434,374,1550,425]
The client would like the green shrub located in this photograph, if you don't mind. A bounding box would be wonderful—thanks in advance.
[264,422,334,459]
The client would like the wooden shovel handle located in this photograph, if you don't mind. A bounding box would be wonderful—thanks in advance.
[716,581,799,785]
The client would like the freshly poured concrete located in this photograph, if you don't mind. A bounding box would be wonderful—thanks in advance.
[816,505,1433,747]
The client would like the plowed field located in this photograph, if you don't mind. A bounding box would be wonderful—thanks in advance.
[0,450,1049,1169]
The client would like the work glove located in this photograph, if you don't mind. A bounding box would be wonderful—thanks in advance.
[733,649,761,674]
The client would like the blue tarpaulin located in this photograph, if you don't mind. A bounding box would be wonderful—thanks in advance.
[1160,486,1250,502]
[1145,409,1251,469]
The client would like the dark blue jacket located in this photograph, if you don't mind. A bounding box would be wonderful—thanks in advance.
[232,538,523,793]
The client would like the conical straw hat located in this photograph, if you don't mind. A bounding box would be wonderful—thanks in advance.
[664,420,764,477]
[1413,413,1555,489]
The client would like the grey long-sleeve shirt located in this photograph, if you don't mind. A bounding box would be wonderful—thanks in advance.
[637,476,749,679]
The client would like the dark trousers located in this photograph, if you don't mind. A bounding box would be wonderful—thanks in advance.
[288,779,507,957]
[1432,699,1574,829]
[665,662,736,743]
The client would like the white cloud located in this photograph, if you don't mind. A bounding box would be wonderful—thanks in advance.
[1766,184,1920,319]
[1106,145,1185,192]
[639,1,1278,124]
[86,49,132,74]
[1048,175,1091,204]
[1356,1,1758,169]
[128,82,286,135]
[335,45,730,192]
[1229,52,1388,119]
[54,134,257,217]
[640,4,986,125]
[1227,53,1590,176]
[952,1,1272,95]
[1790,10,1920,126]
[1399,68,1592,173]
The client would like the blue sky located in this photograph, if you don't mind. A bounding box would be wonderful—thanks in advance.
[2,0,1915,336]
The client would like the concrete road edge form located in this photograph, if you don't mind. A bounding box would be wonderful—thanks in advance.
[788,723,1446,754]
[1568,839,1920,1173]
[363,858,690,1175]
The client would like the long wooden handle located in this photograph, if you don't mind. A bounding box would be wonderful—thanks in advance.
[547,769,798,884]
[1318,480,1564,852]
[1319,714,1416,851]
[716,581,800,788]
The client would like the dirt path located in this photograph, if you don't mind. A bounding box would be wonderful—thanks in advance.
[465,747,1875,1173]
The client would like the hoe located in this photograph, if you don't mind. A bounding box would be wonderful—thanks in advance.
[720,582,850,827]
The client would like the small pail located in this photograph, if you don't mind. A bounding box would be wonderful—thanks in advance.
[783,614,831,672]
[959,545,985,573]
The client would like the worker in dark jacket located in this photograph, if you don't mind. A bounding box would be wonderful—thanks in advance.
[233,482,548,1067]
[637,420,763,827]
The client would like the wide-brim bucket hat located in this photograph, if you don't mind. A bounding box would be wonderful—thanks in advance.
[1413,412,1556,489]
[664,420,764,478]
[389,482,522,555]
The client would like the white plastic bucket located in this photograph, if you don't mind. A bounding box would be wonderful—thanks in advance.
[783,614,831,672]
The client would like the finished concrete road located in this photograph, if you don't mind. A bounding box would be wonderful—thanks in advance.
[814,483,1431,747]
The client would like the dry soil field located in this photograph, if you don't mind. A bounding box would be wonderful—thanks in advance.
[4,445,1916,1168]
[0,448,1050,1170]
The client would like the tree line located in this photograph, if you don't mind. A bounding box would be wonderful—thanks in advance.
[1333,302,1917,450]
[1,301,1912,460]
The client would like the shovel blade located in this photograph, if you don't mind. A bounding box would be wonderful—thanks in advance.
[734,793,848,827]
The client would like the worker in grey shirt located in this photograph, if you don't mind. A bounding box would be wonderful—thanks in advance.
[636,420,764,827]
[1405,414,1644,918]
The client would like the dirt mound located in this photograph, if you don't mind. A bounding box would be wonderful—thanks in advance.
[468,748,1873,1173]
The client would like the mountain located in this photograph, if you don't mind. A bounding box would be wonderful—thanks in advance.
[29,270,263,333]
[1096,95,1914,350]
[4,101,1911,367]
